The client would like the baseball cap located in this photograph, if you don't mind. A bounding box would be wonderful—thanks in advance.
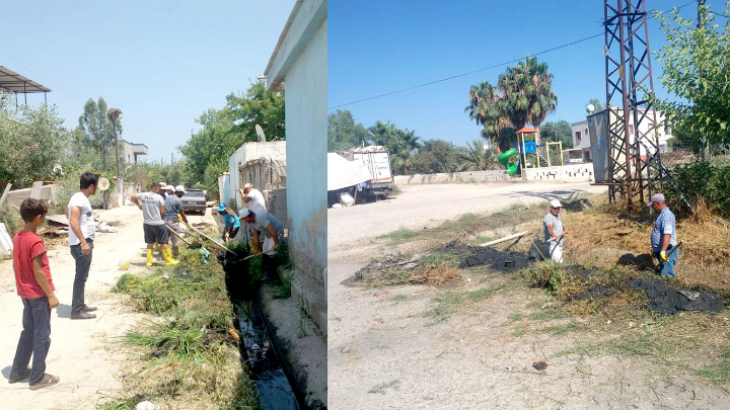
[550,199,562,208]
[175,185,186,193]
[218,203,226,212]
[243,183,253,189]
[647,193,666,207]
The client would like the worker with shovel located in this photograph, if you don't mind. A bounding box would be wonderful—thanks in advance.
[164,185,193,258]
[240,202,284,282]
[648,193,679,278]
[544,199,568,263]
[218,203,240,241]
[131,183,180,267]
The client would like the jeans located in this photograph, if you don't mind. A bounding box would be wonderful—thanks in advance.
[70,239,94,314]
[654,246,679,278]
[11,296,52,384]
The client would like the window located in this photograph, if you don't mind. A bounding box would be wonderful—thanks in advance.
[575,131,581,143]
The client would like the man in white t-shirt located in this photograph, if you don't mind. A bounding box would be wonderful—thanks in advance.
[239,183,267,210]
[131,183,180,267]
[67,172,99,320]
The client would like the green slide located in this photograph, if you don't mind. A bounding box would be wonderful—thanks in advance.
[498,148,518,175]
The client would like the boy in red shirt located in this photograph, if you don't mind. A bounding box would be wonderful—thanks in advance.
[8,199,60,390]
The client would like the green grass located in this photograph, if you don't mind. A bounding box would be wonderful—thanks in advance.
[273,268,293,300]
[528,308,571,321]
[546,321,587,336]
[425,285,503,324]
[508,311,523,321]
[123,322,208,357]
[559,332,700,360]
[377,202,538,245]
[699,360,730,382]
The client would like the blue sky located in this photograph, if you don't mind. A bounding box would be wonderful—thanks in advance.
[328,0,701,147]
[0,0,294,164]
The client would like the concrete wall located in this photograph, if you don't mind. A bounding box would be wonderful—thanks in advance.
[227,141,286,209]
[265,0,327,334]
[394,170,510,185]
[522,163,595,182]
[6,185,57,210]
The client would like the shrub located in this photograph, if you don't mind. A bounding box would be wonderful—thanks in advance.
[670,161,730,217]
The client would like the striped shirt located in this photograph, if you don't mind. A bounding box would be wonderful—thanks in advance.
[651,207,677,252]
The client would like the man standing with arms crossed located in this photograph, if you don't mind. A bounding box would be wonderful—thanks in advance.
[131,183,180,267]
[164,185,192,259]
[67,172,98,320]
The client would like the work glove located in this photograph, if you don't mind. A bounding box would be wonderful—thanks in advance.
[178,214,182,222]
[660,251,669,262]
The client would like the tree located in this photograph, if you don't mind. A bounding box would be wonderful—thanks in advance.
[328,110,368,152]
[587,98,603,112]
[0,96,71,188]
[465,81,515,151]
[411,139,461,174]
[540,120,573,148]
[225,81,285,142]
[497,56,557,146]
[654,3,730,156]
[458,139,501,171]
[77,97,120,172]
[368,121,420,175]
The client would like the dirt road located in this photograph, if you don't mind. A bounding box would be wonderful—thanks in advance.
[0,205,210,410]
[328,182,728,409]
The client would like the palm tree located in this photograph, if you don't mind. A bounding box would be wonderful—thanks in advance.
[498,56,557,146]
[465,82,514,151]
[459,139,501,171]
[368,121,420,175]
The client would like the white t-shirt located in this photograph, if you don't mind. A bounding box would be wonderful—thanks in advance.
[244,188,267,211]
[67,192,95,246]
[245,202,271,236]
[137,192,165,226]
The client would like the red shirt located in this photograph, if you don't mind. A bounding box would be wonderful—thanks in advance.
[13,231,54,299]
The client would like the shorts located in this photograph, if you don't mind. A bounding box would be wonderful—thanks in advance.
[144,223,170,245]
[165,220,181,246]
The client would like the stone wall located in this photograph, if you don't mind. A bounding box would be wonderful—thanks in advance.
[522,163,594,182]
[393,170,510,185]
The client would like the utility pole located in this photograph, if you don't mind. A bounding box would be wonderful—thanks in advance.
[698,0,710,161]
[171,152,174,165]
[106,108,123,178]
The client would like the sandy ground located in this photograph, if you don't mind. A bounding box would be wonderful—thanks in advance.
[328,182,730,409]
[0,205,212,410]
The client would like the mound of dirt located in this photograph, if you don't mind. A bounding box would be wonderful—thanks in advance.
[458,247,533,271]
[345,250,423,285]
[629,279,725,315]
[617,253,656,271]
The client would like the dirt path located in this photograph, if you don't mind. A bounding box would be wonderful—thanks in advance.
[0,205,211,410]
[328,183,729,409]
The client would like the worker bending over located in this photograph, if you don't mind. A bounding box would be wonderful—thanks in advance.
[240,203,284,282]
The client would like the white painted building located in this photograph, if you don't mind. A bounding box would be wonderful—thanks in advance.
[121,140,148,165]
[570,109,673,162]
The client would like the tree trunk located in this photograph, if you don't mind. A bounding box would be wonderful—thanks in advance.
[535,126,542,147]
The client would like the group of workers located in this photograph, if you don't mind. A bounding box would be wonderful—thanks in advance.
[218,183,285,282]
[543,192,679,278]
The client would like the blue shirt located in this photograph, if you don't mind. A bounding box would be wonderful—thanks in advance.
[222,214,240,230]
[651,207,677,252]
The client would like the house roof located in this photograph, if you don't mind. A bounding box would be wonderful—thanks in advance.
[0,66,51,93]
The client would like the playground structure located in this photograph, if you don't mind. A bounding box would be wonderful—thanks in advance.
[498,126,564,177]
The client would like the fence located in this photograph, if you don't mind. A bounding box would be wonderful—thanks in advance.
[393,170,510,185]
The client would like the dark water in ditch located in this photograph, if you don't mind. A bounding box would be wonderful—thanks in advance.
[219,251,301,410]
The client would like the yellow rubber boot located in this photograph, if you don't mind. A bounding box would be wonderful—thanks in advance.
[146,249,154,267]
[163,248,180,266]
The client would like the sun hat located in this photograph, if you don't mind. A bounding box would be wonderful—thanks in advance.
[550,199,562,208]
[175,185,186,193]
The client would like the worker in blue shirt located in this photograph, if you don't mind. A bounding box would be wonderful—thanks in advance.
[218,203,240,241]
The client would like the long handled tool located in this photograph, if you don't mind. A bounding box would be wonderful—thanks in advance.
[165,225,192,246]
[187,224,236,255]
[654,241,683,273]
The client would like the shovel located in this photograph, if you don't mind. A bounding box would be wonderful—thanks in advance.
[654,241,683,273]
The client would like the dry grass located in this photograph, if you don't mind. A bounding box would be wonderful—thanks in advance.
[566,194,730,297]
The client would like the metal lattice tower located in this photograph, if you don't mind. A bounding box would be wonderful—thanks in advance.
[604,0,662,210]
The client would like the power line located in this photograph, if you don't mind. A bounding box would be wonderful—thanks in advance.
[328,1,698,110]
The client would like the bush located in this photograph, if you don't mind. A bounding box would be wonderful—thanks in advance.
[670,161,730,217]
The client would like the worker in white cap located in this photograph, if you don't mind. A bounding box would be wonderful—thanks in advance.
[240,203,284,282]
[239,183,267,211]
[648,193,678,278]
[164,185,192,258]
[543,199,568,263]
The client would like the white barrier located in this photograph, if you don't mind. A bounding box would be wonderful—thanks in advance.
[393,164,595,185]
[522,164,594,182]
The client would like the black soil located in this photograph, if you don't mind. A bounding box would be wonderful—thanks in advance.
[458,247,533,271]
[629,279,725,315]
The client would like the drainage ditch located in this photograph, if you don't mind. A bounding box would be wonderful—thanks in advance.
[219,250,302,410]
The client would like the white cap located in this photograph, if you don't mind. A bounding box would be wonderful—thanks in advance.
[159,183,168,190]
[175,185,186,193]
[243,183,253,189]
[550,199,562,208]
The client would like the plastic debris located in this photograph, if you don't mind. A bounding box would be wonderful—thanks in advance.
[136,401,157,410]
[532,361,548,371]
